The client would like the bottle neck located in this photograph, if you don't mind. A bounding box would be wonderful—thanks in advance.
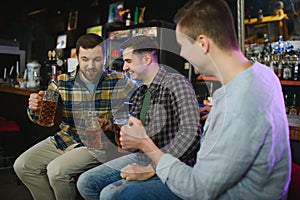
[51,65,57,80]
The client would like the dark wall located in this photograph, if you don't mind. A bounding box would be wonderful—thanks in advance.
[0,0,238,65]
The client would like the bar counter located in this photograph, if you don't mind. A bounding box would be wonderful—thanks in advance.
[0,85,38,96]
[288,115,300,141]
[0,85,60,157]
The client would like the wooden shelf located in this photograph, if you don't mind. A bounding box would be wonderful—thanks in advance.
[197,76,218,81]
[197,76,300,86]
[280,80,300,86]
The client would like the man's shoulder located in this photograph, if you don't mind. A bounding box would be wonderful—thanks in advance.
[164,72,190,85]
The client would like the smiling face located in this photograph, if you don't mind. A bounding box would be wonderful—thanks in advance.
[78,45,104,82]
[122,47,148,81]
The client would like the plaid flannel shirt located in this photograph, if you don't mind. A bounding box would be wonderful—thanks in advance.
[131,67,201,167]
[27,66,138,150]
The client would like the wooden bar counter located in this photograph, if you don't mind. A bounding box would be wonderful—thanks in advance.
[288,115,300,141]
[0,85,59,157]
[0,85,38,96]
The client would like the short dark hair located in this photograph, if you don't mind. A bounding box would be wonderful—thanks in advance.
[174,0,239,51]
[120,35,159,56]
[76,33,105,56]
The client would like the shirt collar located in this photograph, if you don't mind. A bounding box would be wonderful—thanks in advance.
[147,66,167,93]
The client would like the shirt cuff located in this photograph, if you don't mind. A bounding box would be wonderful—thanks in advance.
[156,153,179,183]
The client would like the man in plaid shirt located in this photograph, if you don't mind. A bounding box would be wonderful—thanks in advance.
[77,35,201,200]
[13,33,137,200]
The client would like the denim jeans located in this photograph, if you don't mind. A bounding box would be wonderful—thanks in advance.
[105,176,182,200]
[77,153,181,200]
[77,153,142,200]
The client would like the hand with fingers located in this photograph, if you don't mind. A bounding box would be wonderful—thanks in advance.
[28,90,44,111]
[120,163,155,181]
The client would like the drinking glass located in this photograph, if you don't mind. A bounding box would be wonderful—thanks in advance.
[37,90,58,127]
[113,113,132,152]
[84,116,102,150]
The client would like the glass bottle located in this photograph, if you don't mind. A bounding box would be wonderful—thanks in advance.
[289,94,298,115]
[293,55,299,81]
[284,94,289,114]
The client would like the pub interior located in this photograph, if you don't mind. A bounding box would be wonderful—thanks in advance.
[0,0,300,199]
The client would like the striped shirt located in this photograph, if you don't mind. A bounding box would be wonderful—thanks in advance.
[131,67,201,166]
[27,66,138,150]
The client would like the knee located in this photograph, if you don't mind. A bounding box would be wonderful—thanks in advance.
[13,154,27,179]
[46,160,67,183]
[76,171,97,198]
[76,171,93,192]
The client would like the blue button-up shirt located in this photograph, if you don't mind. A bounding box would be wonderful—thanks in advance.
[157,62,291,200]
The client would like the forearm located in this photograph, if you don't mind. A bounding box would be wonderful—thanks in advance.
[140,137,164,165]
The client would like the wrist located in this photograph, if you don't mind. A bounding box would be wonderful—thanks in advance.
[140,137,155,153]
[140,138,164,165]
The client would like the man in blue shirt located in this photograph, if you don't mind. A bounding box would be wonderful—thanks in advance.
[119,0,291,199]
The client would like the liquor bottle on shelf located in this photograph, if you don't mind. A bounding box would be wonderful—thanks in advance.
[126,12,131,26]
[282,56,292,80]
[284,94,289,114]
[289,93,298,115]
[293,55,299,81]
[277,54,283,79]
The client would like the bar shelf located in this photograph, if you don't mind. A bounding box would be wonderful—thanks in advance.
[280,80,300,86]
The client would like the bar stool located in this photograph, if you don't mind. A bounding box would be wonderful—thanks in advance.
[0,116,20,170]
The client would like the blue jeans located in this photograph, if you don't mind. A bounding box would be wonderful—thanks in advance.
[106,176,182,200]
[77,153,181,200]
[77,153,143,200]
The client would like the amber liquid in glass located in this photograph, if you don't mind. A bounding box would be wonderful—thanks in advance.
[37,100,57,127]
[114,123,122,148]
[113,122,128,153]
[85,128,102,150]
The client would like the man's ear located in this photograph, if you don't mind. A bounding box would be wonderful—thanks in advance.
[143,53,152,65]
[196,34,209,54]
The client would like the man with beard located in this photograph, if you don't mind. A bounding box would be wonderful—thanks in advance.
[14,33,137,200]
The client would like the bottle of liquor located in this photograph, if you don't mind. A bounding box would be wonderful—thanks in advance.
[289,93,298,115]
[257,9,263,21]
[49,65,57,86]
[284,94,289,114]
[293,55,299,81]
[277,56,283,79]
[283,56,292,80]
[126,13,131,26]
